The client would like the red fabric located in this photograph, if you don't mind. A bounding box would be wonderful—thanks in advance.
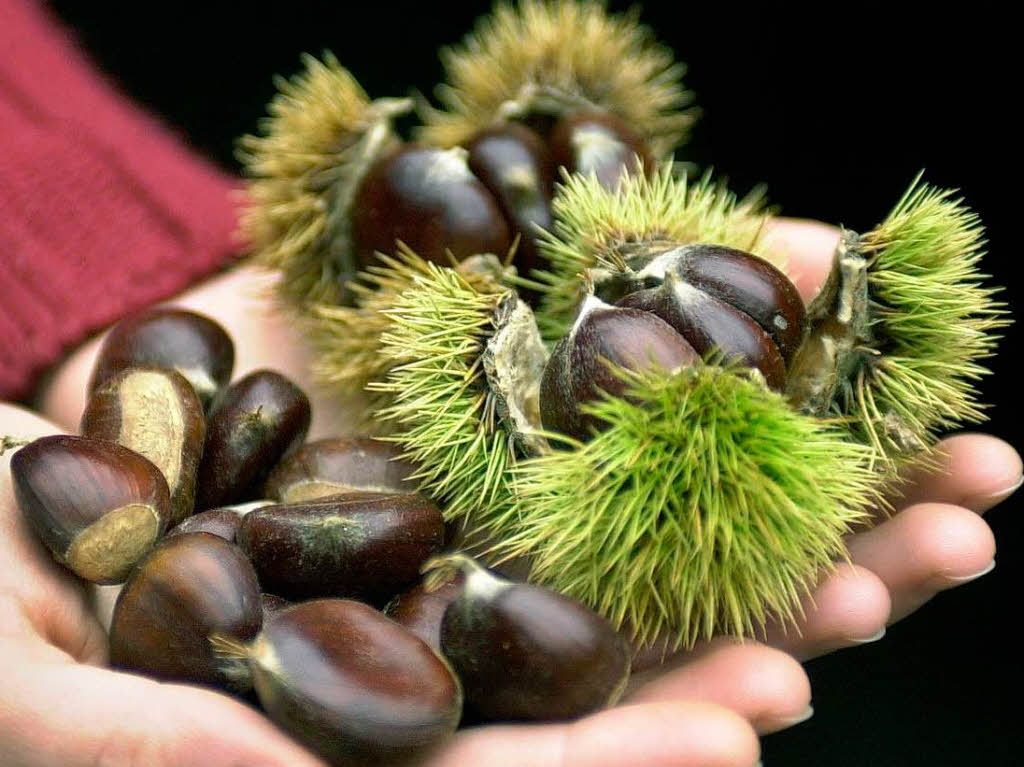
[0,0,241,401]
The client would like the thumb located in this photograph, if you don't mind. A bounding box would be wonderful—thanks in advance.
[1,652,328,767]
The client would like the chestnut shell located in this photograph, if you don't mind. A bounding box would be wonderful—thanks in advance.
[548,111,652,190]
[384,574,466,653]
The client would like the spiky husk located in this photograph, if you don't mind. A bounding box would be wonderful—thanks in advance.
[368,264,520,522]
[789,177,1008,470]
[487,365,877,650]
[239,52,410,307]
[306,246,511,402]
[533,165,780,342]
[419,0,696,157]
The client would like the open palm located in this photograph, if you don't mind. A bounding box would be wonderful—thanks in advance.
[4,221,1016,767]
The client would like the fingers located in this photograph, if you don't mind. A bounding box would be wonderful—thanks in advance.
[0,655,327,767]
[846,502,997,623]
[426,701,760,767]
[761,563,891,661]
[891,433,1022,514]
[765,217,841,303]
[626,638,811,734]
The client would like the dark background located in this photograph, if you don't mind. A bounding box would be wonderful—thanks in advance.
[48,2,1018,764]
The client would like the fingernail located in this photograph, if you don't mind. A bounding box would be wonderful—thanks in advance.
[948,559,995,582]
[970,475,1023,508]
[848,627,886,644]
[777,704,814,728]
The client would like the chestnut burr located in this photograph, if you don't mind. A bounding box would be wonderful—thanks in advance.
[540,294,699,440]
[195,370,311,510]
[211,599,462,766]
[432,555,631,722]
[264,438,419,503]
[350,145,513,267]
[237,492,445,604]
[109,532,262,690]
[10,435,171,583]
[548,111,652,190]
[466,123,554,277]
[81,366,205,526]
[89,307,234,411]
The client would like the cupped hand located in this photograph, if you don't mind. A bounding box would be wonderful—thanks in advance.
[24,218,1018,766]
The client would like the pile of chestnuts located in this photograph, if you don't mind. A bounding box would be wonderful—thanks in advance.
[6,306,632,765]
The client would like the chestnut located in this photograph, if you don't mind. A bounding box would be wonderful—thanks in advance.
[615,245,806,389]
[89,307,234,411]
[237,492,445,604]
[350,145,513,267]
[211,599,462,766]
[548,111,652,190]
[81,366,205,526]
[384,573,465,653]
[540,294,699,440]
[166,508,244,542]
[109,532,262,690]
[430,554,631,722]
[195,370,311,510]
[264,438,419,503]
[466,123,554,277]
[10,435,171,583]
[259,593,290,617]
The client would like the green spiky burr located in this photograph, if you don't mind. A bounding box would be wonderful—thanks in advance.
[239,52,411,307]
[787,176,1009,470]
[418,0,697,157]
[532,165,783,342]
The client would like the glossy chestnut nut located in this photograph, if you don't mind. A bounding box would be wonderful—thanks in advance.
[264,438,419,503]
[81,366,205,526]
[10,435,171,583]
[466,123,554,276]
[384,573,465,653]
[90,307,234,411]
[433,555,631,722]
[195,370,311,510]
[213,599,462,766]
[166,508,244,542]
[109,532,262,690]
[350,145,513,267]
[548,111,653,190]
[615,245,806,389]
[540,295,699,440]
[238,492,445,604]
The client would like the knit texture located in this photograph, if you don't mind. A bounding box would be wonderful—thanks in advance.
[0,0,241,401]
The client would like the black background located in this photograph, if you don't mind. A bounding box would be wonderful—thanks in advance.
[48,2,1019,764]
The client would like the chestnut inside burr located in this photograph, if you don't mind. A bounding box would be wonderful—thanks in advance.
[548,110,652,190]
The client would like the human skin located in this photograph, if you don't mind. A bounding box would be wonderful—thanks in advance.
[0,219,1016,767]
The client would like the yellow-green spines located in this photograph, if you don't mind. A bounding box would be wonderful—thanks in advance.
[239,52,410,307]
[419,0,696,157]
[368,264,519,522]
[491,365,877,650]
[853,179,1007,466]
[533,166,781,342]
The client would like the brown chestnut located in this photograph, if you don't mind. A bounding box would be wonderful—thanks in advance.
[237,492,445,604]
[166,508,243,542]
[259,592,290,617]
[384,573,465,653]
[90,307,234,411]
[430,554,631,722]
[10,435,171,583]
[540,294,699,440]
[466,123,554,277]
[615,244,806,389]
[81,366,205,526]
[264,438,419,503]
[211,599,462,766]
[548,111,652,190]
[195,370,311,510]
[350,145,513,267]
[109,532,262,690]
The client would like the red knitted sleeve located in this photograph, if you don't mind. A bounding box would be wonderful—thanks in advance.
[0,0,241,401]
